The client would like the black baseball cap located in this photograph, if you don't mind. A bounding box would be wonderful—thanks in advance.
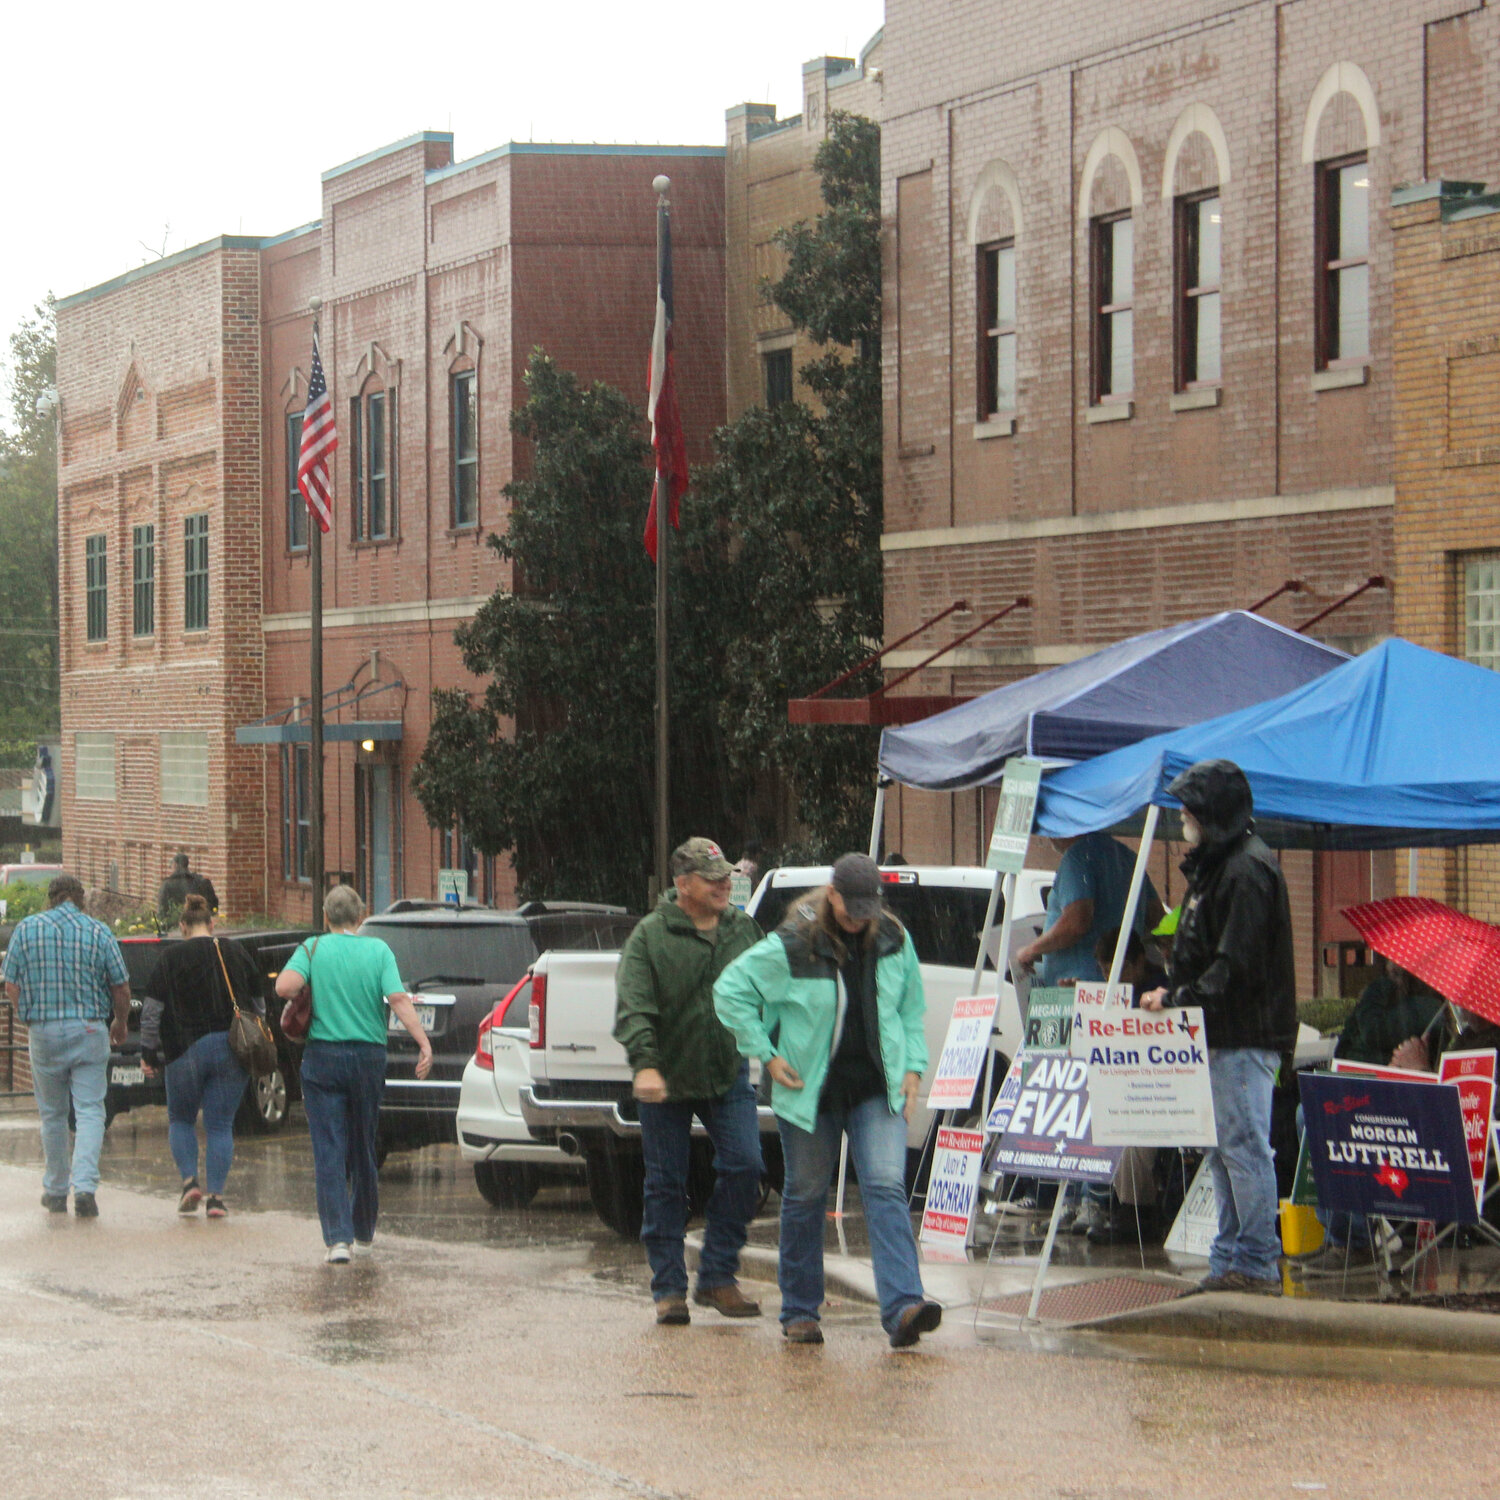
[831,853,883,922]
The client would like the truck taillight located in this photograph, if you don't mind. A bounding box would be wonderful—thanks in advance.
[475,1003,501,1071]
[528,972,547,1049]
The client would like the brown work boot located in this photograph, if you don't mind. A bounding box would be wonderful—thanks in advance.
[692,1281,762,1318]
[654,1297,690,1326]
[782,1320,824,1345]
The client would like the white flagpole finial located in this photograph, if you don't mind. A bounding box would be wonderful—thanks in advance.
[652,175,671,198]
[308,296,323,313]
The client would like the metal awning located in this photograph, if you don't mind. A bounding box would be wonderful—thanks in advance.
[235,676,404,746]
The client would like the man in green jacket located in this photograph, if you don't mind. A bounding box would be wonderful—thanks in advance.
[613,838,765,1326]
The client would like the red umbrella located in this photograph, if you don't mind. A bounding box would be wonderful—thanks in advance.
[1342,896,1500,1028]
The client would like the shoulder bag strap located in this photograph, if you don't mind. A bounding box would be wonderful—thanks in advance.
[212,938,246,1018]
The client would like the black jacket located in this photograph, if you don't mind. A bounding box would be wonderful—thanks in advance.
[139,936,264,1067]
[1166,760,1298,1053]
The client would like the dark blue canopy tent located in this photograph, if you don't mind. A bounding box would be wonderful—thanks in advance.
[1035,637,1500,849]
[876,611,1346,792]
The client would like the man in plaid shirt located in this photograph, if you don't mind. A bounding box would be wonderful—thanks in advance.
[2,874,130,1217]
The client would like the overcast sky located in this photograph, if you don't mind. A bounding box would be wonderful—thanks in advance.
[0,0,883,420]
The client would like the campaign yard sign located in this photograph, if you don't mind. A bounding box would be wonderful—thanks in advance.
[986,1051,1124,1186]
[1068,980,1132,1057]
[920,1127,986,1254]
[927,994,1000,1110]
[1298,1072,1477,1225]
[1083,1006,1217,1148]
[986,757,1042,874]
[1438,1049,1497,1212]
[1024,986,1075,1054]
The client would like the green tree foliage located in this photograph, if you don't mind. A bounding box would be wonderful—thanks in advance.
[0,300,59,742]
[413,356,749,907]
[690,112,884,854]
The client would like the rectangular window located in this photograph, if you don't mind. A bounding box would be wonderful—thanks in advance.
[368,391,387,539]
[1093,213,1134,401]
[161,731,209,807]
[183,513,209,631]
[349,397,364,540]
[978,240,1017,417]
[1318,156,1370,366]
[1464,555,1500,670]
[85,534,107,642]
[762,349,794,409]
[132,525,154,637]
[280,743,312,882]
[451,371,478,527]
[286,412,307,551]
[1178,194,1222,388]
[75,732,116,801]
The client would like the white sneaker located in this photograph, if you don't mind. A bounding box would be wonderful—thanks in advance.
[1069,1198,1108,1236]
[352,1240,373,1257]
[325,1242,352,1264]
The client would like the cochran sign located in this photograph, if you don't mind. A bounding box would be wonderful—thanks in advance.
[1438,1049,1497,1212]
[920,1127,985,1252]
[927,994,1000,1110]
[1084,1006,1217,1148]
[985,1050,1123,1186]
[1298,1072,1477,1225]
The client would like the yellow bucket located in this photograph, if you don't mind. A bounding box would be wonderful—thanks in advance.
[1280,1199,1324,1257]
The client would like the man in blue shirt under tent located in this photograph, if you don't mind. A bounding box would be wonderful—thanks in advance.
[1014,831,1164,1239]
[1,874,130,1217]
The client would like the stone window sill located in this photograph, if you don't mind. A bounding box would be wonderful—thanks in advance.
[898,443,936,459]
[1086,400,1134,425]
[1312,364,1369,392]
[973,415,1016,440]
[1170,387,1222,412]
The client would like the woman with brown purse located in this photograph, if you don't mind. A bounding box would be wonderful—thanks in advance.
[140,894,265,1218]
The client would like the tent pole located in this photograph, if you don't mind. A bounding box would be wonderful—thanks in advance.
[869,778,888,861]
[1106,805,1160,999]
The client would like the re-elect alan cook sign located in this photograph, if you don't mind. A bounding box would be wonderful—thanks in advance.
[1081,1007,1217,1148]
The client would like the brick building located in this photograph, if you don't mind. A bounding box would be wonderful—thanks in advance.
[1392,171,1500,921]
[726,33,884,419]
[874,0,1500,994]
[54,132,725,923]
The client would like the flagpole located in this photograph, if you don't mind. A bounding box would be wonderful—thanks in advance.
[308,298,326,918]
[652,177,671,901]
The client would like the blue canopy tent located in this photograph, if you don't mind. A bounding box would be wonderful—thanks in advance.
[876,610,1347,793]
[1035,637,1500,849]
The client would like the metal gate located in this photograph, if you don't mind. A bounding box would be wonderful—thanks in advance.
[0,1001,27,1097]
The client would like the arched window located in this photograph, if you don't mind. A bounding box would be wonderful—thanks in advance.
[1080,128,1144,405]
[968,161,1023,425]
[349,344,400,541]
[1163,105,1232,392]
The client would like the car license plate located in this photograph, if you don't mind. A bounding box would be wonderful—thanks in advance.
[110,1064,144,1087]
[391,1004,437,1034]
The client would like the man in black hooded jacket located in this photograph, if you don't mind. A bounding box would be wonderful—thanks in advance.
[1142,759,1296,1294]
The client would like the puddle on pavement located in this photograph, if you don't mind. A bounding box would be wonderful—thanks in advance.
[309,1314,397,1365]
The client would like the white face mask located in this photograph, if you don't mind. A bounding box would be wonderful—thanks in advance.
[1181,812,1202,848]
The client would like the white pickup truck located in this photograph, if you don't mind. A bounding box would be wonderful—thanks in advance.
[519,864,1051,1236]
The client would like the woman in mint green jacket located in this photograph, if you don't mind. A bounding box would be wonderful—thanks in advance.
[714,854,943,1349]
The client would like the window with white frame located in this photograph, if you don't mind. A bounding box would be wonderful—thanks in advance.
[75,732,117,801]
[1463,555,1500,670]
[161,731,209,806]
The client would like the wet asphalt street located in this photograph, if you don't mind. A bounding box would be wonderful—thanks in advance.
[1,1105,1497,1500]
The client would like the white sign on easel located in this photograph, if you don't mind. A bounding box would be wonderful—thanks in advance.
[1085,1006,1217,1148]
[1068,980,1132,1057]
[1164,1157,1218,1259]
[920,1126,986,1256]
[927,994,1001,1110]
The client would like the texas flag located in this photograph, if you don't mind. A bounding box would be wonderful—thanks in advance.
[643,195,688,562]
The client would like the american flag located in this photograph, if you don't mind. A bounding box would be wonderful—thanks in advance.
[297,334,337,534]
[643,198,688,562]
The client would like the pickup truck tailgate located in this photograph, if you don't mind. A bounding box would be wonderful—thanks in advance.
[532,950,628,1084]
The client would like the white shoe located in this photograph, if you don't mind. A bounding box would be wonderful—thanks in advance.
[1069,1198,1107,1236]
[352,1240,373,1257]
[325,1242,352,1264]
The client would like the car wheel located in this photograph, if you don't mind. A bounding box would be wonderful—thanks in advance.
[585,1146,644,1239]
[235,1063,289,1135]
[474,1162,540,1209]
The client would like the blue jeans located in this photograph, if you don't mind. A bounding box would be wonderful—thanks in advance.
[299,1041,386,1247]
[28,1018,110,1198]
[637,1062,763,1300]
[1206,1047,1282,1280]
[165,1030,247,1194]
[777,1094,927,1335]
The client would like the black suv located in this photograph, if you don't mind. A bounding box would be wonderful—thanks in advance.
[108,927,317,1133]
[367,901,637,1159]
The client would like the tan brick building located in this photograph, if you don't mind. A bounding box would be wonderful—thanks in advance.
[55,132,725,923]
[875,1,1500,993]
[726,33,883,419]
[1392,175,1500,920]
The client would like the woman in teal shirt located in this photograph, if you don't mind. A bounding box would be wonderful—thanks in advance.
[276,884,431,1263]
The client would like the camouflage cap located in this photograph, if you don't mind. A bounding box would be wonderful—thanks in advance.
[670,837,734,880]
